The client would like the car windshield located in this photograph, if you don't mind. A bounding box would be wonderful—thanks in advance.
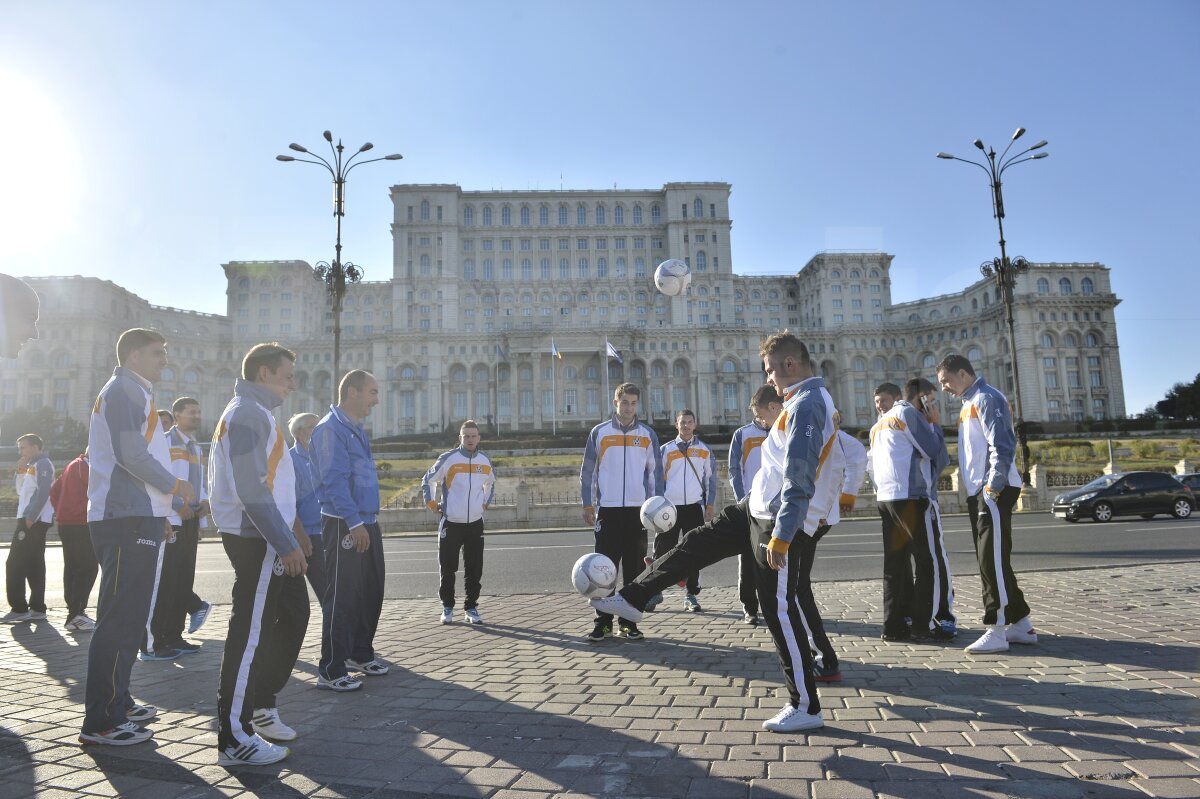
[1081,475,1121,491]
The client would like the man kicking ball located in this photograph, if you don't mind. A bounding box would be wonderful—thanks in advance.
[592,332,840,733]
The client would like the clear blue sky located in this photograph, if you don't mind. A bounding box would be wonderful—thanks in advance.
[2,1,1197,414]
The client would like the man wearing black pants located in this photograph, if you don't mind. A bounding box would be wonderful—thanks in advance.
[937,354,1037,655]
[3,434,54,624]
[210,343,308,766]
[288,412,327,607]
[50,450,98,632]
[312,370,386,690]
[422,420,496,625]
[593,333,840,732]
[580,383,663,642]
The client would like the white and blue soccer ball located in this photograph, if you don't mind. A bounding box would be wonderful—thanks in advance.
[571,552,618,599]
[654,259,692,297]
[640,495,677,535]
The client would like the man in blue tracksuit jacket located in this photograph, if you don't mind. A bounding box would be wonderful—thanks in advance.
[289,412,327,607]
[311,370,386,691]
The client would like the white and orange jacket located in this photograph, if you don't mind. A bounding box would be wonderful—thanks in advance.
[750,376,844,549]
[661,436,717,508]
[15,453,54,525]
[208,379,298,556]
[728,420,770,502]
[421,447,496,524]
[957,376,1020,495]
[580,414,664,510]
[867,401,946,502]
[166,426,209,528]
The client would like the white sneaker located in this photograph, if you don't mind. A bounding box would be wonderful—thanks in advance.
[965,625,1009,654]
[126,704,158,723]
[1006,616,1039,645]
[251,708,297,742]
[588,594,643,623]
[26,610,47,621]
[217,734,290,766]
[1,610,32,624]
[188,600,212,634]
[762,704,825,732]
[65,615,96,633]
[346,658,389,676]
[440,607,454,624]
[464,608,483,624]
[79,721,153,747]
[316,674,363,692]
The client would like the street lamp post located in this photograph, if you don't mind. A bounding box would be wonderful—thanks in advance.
[937,127,1049,486]
[277,131,402,406]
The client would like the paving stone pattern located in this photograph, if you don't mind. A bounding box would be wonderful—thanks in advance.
[0,562,1197,798]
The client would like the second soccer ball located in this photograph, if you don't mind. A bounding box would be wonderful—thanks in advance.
[654,259,692,296]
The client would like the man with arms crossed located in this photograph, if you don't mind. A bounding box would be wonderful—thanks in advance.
[727,385,782,626]
[80,328,195,746]
[313,370,387,690]
[593,333,839,732]
[422,420,496,625]
[580,383,663,643]
[210,343,309,765]
[937,354,1037,654]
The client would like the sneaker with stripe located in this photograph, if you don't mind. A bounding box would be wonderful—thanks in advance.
[217,734,290,766]
[126,704,158,723]
[188,600,212,635]
[79,722,152,746]
[346,658,389,676]
[316,674,363,692]
[251,708,297,742]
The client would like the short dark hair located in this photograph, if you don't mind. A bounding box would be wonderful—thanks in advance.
[936,354,976,377]
[242,342,296,381]
[338,370,375,403]
[16,433,43,449]
[614,382,640,400]
[460,419,480,433]
[157,410,175,423]
[759,331,809,362]
[675,408,696,423]
[171,396,199,414]
[116,328,166,365]
[750,385,782,408]
[874,382,901,399]
[904,378,936,402]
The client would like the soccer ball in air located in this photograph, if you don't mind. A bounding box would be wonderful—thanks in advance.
[640,496,678,535]
[571,552,618,599]
[654,259,692,296]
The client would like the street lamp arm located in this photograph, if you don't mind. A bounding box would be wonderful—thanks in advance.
[998,153,1048,176]
[279,154,336,176]
[936,153,993,180]
[344,154,405,177]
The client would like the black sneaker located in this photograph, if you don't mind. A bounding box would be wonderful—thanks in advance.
[169,640,201,655]
[587,622,611,642]
[620,623,644,641]
[813,663,842,683]
[880,628,911,642]
[912,625,956,643]
[742,612,760,626]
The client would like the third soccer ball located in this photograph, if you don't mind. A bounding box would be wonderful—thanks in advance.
[654,259,692,296]
[640,496,678,534]
[571,552,618,599]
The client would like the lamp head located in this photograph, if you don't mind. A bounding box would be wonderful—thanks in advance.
[1031,152,1049,159]
[288,143,307,153]
[276,155,295,162]
[384,153,404,160]
[358,142,373,152]
[936,152,954,159]
[1029,139,1048,150]
[1011,127,1026,141]
[973,138,985,151]
[323,130,333,142]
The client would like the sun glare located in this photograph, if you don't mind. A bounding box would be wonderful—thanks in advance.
[0,70,82,260]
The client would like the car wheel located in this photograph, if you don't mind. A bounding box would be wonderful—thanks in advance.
[1173,499,1193,519]
[1092,502,1114,522]
[1140,513,1155,520]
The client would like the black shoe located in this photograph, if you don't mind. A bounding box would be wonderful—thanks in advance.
[168,639,201,654]
[880,628,911,642]
[742,612,760,626]
[620,622,644,641]
[912,625,956,643]
[813,663,842,682]
[587,623,611,642]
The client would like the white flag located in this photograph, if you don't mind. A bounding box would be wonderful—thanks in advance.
[605,340,622,364]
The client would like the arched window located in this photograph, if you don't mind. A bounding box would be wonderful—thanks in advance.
[852,357,866,371]
[577,204,586,225]
[651,204,661,222]
[696,251,707,271]
[971,298,978,310]
[891,355,905,372]
[450,366,467,383]
[722,360,737,373]
[929,309,942,320]
[830,270,841,279]
[463,206,474,226]
[633,204,643,224]
[539,205,549,225]
[518,365,533,382]
[983,292,991,307]
[921,353,935,369]
[694,198,703,218]
[673,361,689,378]
[1041,332,1055,347]
[872,357,886,372]
[184,368,200,384]
[967,346,982,362]
[482,206,492,226]
[950,305,962,316]
[238,277,250,289]
[1064,333,1077,347]
[558,205,568,225]
[614,205,624,224]
[595,204,606,225]
[850,270,860,279]
[1086,332,1100,347]
[501,206,512,226]
[472,366,489,383]
[463,259,475,280]
[1081,277,1094,295]
[1037,278,1049,295]
[630,362,645,379]
[908,313,921,322]
[420,254,430,275]
[578,258,589,279]
[1059,277,1072,295]
[400,366,416,380]
[420,200,430,221]
[597,257,607,278]
[870,270,880,278]
[520,206,530,226]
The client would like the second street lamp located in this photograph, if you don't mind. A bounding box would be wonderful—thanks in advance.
[277,131,402,405]
[937,127,1049,486]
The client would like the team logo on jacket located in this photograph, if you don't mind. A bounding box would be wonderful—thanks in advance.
[16,530,25,542]
[168,529,177,544]
[632,436,641,445]
[273,556,285,577]
[805,424,814,438]
[341,534,354,549]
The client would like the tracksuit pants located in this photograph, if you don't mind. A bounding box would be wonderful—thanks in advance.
[216,534,307,750]
[438,519,484,610]
[59,523,98,620]
[738,550,759,617]
[304,532,328,610]
[802,524,837,669]
[925,500,956,625]
[319,518,385,680]
[967,487,1030,626]
[651,504,704,595]
[150,519,203,645]
[6,520,49,613]
[619,499,822,714]
[593,506,648,626]
[82,517,162,735]
[878,498,936,636]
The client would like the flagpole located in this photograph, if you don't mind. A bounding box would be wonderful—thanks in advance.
[552,342,558,436]
[602,341,609,423]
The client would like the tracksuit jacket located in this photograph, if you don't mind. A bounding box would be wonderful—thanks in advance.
[16,453,54,525]
[662,436,717,507]
[166,426,208,528]
[728,421,769,502]
[580,414,664,509]
[828,431,868,526]
[421,447,496,523]
[87,366,179,521]
[750,376,843,549]
[957,377,1020,495]
[290,442,322,536]
[867,401,945,501]
[208,379,298,556]
[49,454,89,525]
[311,405,380,529]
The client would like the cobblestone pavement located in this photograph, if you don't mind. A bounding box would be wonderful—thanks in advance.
[0,562,1197,798]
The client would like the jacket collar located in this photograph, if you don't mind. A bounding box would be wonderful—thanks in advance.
[114,366,152,391]
[609,413,640,433]
[234,378,282,410]
[782,375,824,402]
[961,376,986,400]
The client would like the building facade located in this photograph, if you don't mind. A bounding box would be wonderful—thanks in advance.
[2,182,1124,437]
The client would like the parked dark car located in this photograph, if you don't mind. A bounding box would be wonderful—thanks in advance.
[1177,473,1200,495]
[1051,471,1194,522]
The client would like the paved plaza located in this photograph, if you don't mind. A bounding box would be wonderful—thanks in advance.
[0,561,1197,799]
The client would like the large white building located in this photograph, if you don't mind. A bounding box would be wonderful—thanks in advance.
[2,182,1124,436]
